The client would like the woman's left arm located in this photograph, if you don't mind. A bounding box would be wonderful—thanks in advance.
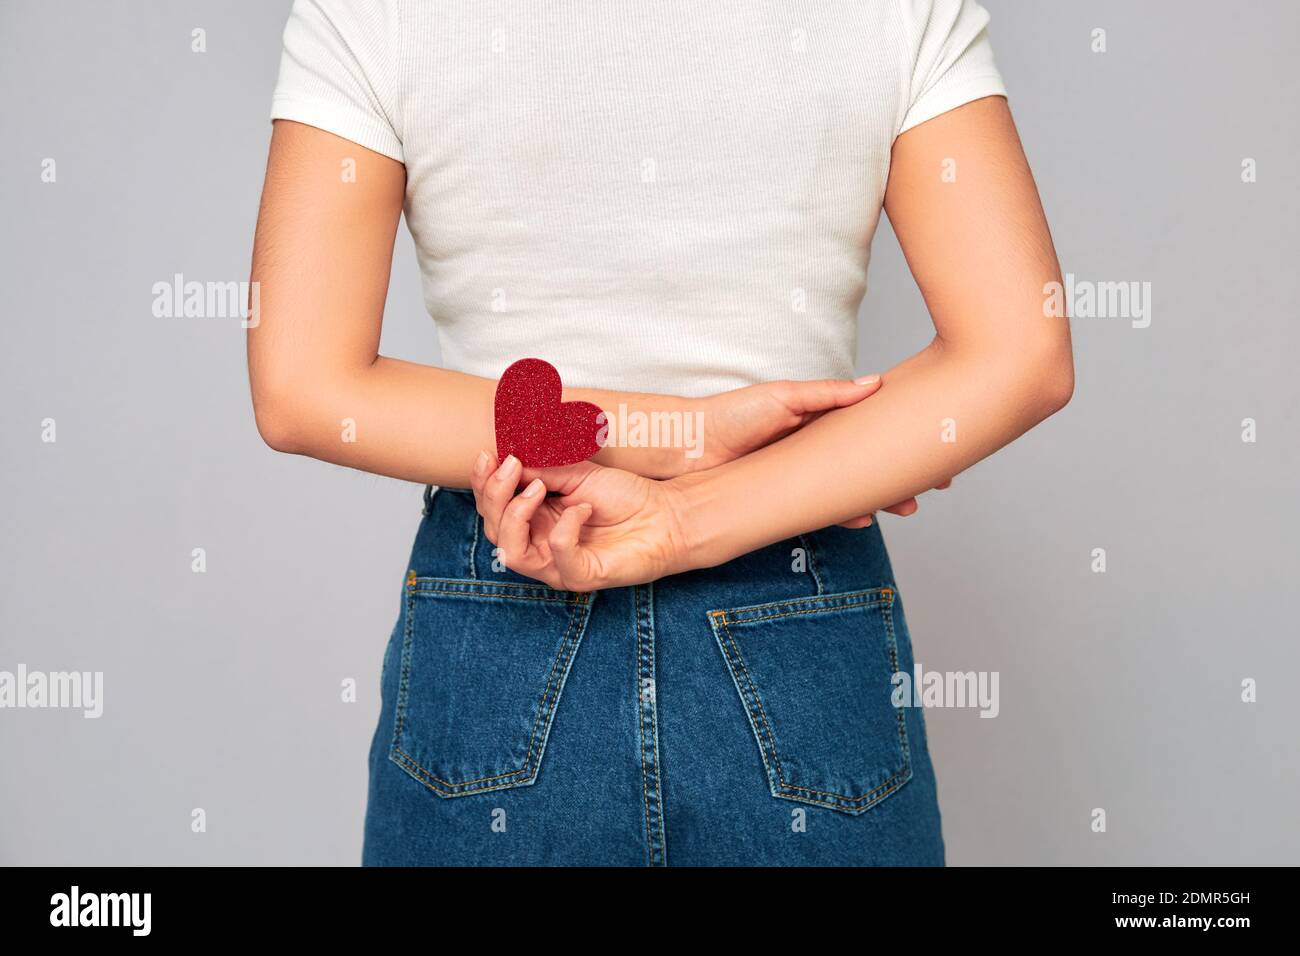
[677,96,1073,566]
[474,96,1074,589]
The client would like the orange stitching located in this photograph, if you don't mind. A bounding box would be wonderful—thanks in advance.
[411,585,586,605]
[882,598,911,764]
[716,615,792,790]
[391,748,528,798]
[777,772,910,813]
[723,598,889,626]
[410,575,566,593]
[707,588,893,626]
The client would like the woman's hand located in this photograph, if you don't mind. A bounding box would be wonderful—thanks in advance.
[687,376,881,473]
[469,449,954,590]
[592,374,943,526]
[470,452,693,591]
[700,377,951,528]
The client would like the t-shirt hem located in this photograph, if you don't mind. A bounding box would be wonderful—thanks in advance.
[270,95,405,163]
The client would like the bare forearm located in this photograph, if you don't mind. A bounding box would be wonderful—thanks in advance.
[250,357,693,486]
[247,121,702,485]
[678,337,1073,568]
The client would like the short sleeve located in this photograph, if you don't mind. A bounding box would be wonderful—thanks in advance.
[896,0,1007,137]
[269,0,404,163]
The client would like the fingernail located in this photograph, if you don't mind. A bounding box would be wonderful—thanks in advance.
[521,478,543,498]
[473,451,489,476]
[495,454,518,480]
[853,374,880,386]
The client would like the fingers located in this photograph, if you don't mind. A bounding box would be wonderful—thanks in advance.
[473,452,520,542]
[469,449,496,497]
[848,482,948,528]
[840,478,952,530]
[769,376,883,415]
[518,459,599,497]
[548,502,597,590]
[842,495,919,528]
[838,513,875,529]
[841,495,919,528]
[496,477,546,572]
[470,450,607,591]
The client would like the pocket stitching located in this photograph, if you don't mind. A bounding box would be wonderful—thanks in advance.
[389,583,592,796]
[409,575,586,604]
[711,590,911,812]
[708,586,893,624]
[712,596,891,627]
[392,600,583,792]
[882,595,913,769]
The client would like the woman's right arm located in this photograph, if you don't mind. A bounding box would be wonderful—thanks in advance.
[248,120,885,488]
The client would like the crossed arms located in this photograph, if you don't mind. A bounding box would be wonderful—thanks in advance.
[248,96,1072,589]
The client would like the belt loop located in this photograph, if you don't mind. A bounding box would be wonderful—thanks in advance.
[422,484,437,516]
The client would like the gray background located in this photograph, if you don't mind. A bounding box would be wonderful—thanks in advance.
[2,0,1296,865]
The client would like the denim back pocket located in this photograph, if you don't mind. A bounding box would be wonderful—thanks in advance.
[708,587,910,815]
[390,575,594,798]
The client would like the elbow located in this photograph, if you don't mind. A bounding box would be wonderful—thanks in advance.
[1028,338,1075,419]
[253,405,302,455]
[249,376,309,455]
[252,394,303,455]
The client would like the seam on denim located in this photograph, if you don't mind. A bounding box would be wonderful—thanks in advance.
[882,594,912,767]
[410,577,588,604]
[715,615,793,794]
[646,582,667,866]
[711,596,910,810]
[389,594,590,795]
[390,576,417,754]
[706,586,891,622]
[712,615,782,797]
[726,610,905,805]
[778,773,911,813]
[413,587,583,605]
[411,575,582,595]
[798,533,824,595]
[467,509,481,580]
[392,601,580,791]
[637,590,665,868]
[712,597,889,627]
[635,587,651,861]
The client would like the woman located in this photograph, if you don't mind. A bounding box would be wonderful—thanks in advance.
[249,0,1072,866]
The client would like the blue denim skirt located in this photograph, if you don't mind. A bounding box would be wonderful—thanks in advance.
[362,486,944,866]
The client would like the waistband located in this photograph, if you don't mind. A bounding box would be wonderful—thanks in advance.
[410,483,899,601]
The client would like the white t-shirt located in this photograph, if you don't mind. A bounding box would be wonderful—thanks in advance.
[270,0,1006,396]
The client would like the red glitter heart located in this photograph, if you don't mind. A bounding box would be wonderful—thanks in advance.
[494,358,604,468]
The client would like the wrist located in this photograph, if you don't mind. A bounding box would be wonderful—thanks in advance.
[577,389,705,480]
[664,467,729,573]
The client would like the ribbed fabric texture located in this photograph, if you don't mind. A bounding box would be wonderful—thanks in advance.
[271,0,1006,397]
